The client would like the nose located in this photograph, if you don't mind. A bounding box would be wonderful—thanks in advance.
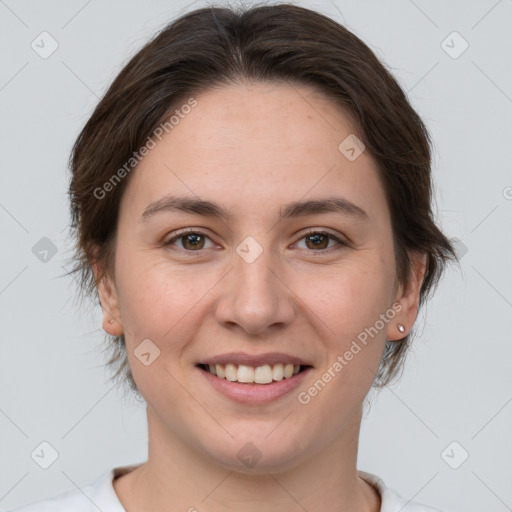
[214,245,296,336]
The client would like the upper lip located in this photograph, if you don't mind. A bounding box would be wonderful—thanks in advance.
[199,352,312,367]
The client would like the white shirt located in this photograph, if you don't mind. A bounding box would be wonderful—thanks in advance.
[10,465,446,512]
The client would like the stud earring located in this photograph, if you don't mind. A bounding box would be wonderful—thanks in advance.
[109,318,115,324]
[397,323,405,333]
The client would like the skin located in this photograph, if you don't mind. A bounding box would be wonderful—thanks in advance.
[93,81,426,512]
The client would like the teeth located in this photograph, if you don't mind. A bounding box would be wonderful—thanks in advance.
[254,364,273,384]
[216,364,225,379]
[205,363,303,384]
[225,363,237,382]
[272,364,284,381]
[283,363,294,379]
[237,364,254,383]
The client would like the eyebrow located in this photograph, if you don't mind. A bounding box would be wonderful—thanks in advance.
[139,195,369,222]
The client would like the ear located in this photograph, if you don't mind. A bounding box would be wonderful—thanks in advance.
[91,260,124,336]
[386,251,427,341]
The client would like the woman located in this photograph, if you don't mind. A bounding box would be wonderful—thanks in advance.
[13,3,457,511]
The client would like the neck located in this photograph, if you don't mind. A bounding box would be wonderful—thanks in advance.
[114,405,380,512]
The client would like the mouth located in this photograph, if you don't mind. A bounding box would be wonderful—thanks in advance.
[197,362,312,385]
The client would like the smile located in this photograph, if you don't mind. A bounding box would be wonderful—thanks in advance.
[198,363,308,384]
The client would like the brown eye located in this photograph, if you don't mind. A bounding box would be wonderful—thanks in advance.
[305,233,330,250]
[164,230,214,251]
[180,233,205,250]
[295,230,347,252]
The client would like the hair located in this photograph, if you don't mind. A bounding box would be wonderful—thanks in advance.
[67,2,458,398]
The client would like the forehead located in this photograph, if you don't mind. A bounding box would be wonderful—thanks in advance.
[174,81,358,156]
[120,82,389,224]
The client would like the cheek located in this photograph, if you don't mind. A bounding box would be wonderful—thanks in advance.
[114,251,220,344]
[294,257,392,392]
[298,257,393,335]
[114,257,206,400]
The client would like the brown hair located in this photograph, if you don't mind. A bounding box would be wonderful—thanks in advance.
[67,2,458,397]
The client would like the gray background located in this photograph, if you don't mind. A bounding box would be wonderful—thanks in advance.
[1,0,511,510]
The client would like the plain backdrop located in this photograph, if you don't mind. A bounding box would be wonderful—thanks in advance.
[1,0,511,511]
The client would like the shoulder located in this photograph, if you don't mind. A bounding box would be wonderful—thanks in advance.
[10,487,96,512]
[9,465,137,512]
[358,470,448,512]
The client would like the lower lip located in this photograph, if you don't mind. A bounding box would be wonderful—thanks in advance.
[197,366,312,404]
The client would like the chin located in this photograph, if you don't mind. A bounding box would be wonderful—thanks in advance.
[202,429,311,475]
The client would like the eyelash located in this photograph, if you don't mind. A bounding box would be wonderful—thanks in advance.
[163,228,349,254]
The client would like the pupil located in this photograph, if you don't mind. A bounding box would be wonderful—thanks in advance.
[188,235,199,244]
[307,234,327,249]
[185,234,203,249]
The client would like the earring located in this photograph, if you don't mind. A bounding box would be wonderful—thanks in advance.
[109,318,115,324]
[397,323,405,333]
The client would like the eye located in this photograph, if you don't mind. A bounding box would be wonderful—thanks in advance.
[164,229,215,251]
[294,229,348,252]
[163,228,349,253]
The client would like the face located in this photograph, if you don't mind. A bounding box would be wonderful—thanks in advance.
[96,81,425,473]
